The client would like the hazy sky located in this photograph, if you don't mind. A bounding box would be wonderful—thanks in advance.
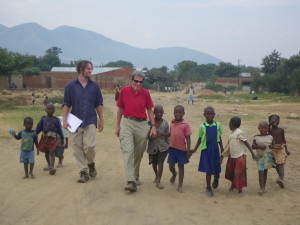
[0,0,299,67]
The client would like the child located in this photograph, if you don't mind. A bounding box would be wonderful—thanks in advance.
[31,93,35,107]
[220,117,258,195]
[147,105,170,189]
[192,106,224,197]
[8,117,39,179]
[55,116,69,168]
[36,103,64,175]
[167,105,192,193]
[252,121,275,195]
[268,114,290,188]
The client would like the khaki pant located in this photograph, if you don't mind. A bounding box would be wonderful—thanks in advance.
[71,124,96,172]
[120,118,150,182]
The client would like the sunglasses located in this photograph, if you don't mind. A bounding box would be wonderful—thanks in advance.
[133,80,144,84]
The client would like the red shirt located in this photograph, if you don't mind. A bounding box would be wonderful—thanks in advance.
[169,119,192,151]
[117,85,154,119]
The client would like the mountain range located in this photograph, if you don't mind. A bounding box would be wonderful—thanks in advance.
[0,23,222,69]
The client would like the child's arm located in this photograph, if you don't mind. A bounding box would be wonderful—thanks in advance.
[192,137,201,153]
[252,139,266,150]
[243,140,258,161]
[8,129,18,139]
[34,138,39,155]
[269,138,275,150]
[64,138,68,149]
[185,135,192,158]
[218,136,224,154]
[281,128,290,155]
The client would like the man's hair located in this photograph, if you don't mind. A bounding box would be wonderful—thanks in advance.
[76,60,93,74]
[24,117,33,124]
[131,70,145,80]
[230,117,241,128]
[268,114,280,122]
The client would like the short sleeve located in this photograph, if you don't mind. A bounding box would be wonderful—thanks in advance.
[63,83,72,107]
[94,84,103,107]
[117,89,124,108]
[198,124,205,138]
[237,130,247,141]
[145,90,154,109]
[16,131,22,139]
[184,123,192,136]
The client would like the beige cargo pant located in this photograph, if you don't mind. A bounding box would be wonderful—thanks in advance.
[72,124,96,172]
[120,118,150,182]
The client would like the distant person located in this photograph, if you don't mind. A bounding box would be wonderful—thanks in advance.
[220,117,257,195]
[191,106,224,197]
[252,121,275,195]
[36,103,64,175]
[167,105,191,193]
[63,60,104,183]
[43,96,49,106]
[116,70,156,192]
[8,117,39,179]
[147,105,170,189]
[55,116,69,168]
[187,86,194,104]
[268,115,290,188]
[31,93,36,107]
[115,84,121,103]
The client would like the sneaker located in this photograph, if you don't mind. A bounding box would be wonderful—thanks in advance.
[88,163,97,178]
[206,186,214,197]
[212,177,219,189]
[77,171,89,183]
[124,181,137,192]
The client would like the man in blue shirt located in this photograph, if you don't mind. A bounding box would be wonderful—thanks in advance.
[63,60,104,183]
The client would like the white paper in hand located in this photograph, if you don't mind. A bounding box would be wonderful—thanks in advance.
[67,113,82,133]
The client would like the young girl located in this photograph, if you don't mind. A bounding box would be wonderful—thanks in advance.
[221,117,257,194]
[268,114,290,188]
[147,105,170,189]
[252,121,275,195]
[192,106,224,197]
[9,117,39,179]
[36,103,64,175]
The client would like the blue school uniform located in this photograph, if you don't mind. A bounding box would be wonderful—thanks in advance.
[198,123,221,175]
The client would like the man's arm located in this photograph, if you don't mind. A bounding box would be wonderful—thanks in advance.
[147,108,157,138]
[115,107,123,137]
[96,105,104,132]
[62,105,71,129]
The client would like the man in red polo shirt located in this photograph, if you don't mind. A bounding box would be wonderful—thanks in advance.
[116,70,157,192]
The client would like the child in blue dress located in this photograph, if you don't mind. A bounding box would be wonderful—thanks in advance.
[192,106,224,197]
[9,117,39,179]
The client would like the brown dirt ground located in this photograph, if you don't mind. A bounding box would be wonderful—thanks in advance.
[0,90,299,225]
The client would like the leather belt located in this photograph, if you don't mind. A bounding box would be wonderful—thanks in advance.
[124,116,146,122]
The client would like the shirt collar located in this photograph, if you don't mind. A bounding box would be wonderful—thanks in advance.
[171,119,187,124]
[204,121,217,127]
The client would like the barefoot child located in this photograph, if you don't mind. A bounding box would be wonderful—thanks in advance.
[168,105,192,193]
[192,106,224,197]
[36,103,64,175]
[55,116,69,168]
[268,115,290,188]
[252,121,275,195]
[147,105,170,189]
[8,117,39,179]
[221,117,258,195]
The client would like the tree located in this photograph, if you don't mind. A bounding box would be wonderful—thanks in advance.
[213,62,239,78]
[261,50,282,74]
[174,60,198,83]
[104,60,134,68]
[40,47,62,71]
[146,66,173,91]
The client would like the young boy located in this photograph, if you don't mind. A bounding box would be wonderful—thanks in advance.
[269,114,290,188]
[167,105,192,193]
[147,105,170,189]
[9,117,39,179]
[55,116,69,168]
[36,103,64,175]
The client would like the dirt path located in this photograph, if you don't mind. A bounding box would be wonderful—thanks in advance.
[0,92,299,225]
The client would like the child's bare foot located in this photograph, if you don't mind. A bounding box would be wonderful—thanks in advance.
[49,168,56,175]
[153,178,157,183]
[238,190,243,196]
[170,172,177,184]
[22,175,29,179]
[29,173,35,179]
[43,166,50,171]
[156,182,164,189]
[177,187,184,193]
[258,190,264,195]
[276,179,285,188]
[57,164,63,168]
